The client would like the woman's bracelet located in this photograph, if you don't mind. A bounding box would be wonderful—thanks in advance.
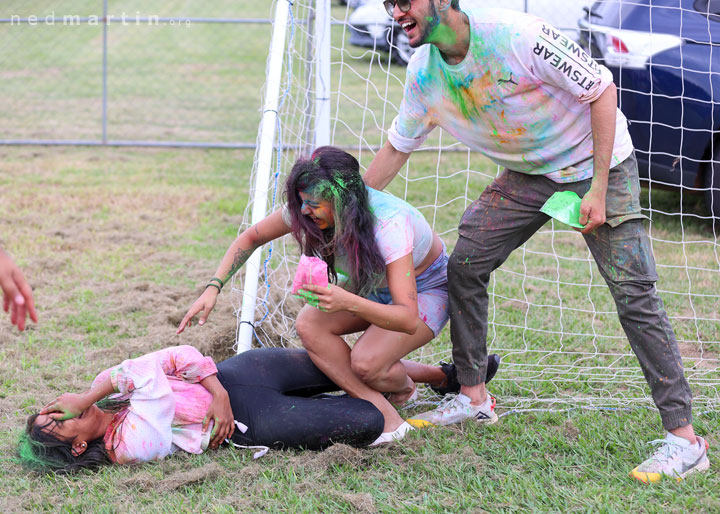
[208,277,225,289]
[205,283,222,293]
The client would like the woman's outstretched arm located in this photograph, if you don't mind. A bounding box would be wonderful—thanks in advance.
[177,210,291,333]
[301,252,420,335]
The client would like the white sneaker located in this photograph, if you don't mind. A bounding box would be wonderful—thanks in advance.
[369,421,414,447]
[630,432,710,483]
[410,393,498,426]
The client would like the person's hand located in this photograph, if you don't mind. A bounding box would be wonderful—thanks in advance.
[0,249,38,332]
[39,392,94,420]
[203,391,234,449]
[577,186,607,234]
[300,284,355,313]
[177,287,219,334]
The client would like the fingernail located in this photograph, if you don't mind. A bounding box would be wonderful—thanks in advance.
[199,320,204,325]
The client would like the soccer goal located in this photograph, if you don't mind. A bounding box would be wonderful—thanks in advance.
[234,0,720,413]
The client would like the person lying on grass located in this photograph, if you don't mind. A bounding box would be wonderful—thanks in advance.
[20,345,380,473]
[178,146,499,444]
[20,345,500,473]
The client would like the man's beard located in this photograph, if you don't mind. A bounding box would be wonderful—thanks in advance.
[413,2,441,47]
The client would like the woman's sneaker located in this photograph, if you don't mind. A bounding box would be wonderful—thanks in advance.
[410,392,498,426]
[369,421,414,447]
[630,432,710,483]
[430,354,501,397]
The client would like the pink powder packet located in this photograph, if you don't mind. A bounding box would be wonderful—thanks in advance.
[291,255,328,295]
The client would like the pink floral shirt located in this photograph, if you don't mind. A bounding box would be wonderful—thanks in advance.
[92,345,218,464]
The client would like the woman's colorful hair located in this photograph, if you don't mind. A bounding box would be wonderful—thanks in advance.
[284,146,385,297]
[17,398,127,474]
[17,414,111,474]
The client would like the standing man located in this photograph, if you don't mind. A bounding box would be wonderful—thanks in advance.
[364,0,709,482]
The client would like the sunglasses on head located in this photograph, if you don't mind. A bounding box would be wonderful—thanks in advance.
[383,0,412,17]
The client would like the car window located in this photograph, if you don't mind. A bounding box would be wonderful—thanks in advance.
[694,0,720,21]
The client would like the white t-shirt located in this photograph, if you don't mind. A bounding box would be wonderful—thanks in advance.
[389,8,634,183]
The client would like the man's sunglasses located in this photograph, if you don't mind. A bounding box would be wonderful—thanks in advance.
[383,0,412,17]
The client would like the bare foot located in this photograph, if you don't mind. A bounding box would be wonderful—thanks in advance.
[386,376,417,407]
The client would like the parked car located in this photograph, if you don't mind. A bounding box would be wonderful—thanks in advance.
[348,0,414,65]
[578,0,720,221]
[347,0,593,66]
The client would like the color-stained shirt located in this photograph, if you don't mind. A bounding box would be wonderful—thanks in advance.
[281,186,434,288]
[92,345,218,464]
[388,8,634,183]
[355,186,434,267]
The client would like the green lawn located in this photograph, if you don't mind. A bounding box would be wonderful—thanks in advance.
[1,147,718,513]
[0,0,719,512]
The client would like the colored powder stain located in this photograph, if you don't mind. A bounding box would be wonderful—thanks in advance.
[494,126,528,145]
[406,270,411,277]
[440,69,493,120]
[425,19,457,46]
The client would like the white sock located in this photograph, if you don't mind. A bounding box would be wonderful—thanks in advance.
[665,432,691,447]
[457,393,472,405]
[666,432,701,453]
[458,393,491,408]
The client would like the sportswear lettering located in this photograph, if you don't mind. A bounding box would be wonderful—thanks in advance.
[533,40,597,91]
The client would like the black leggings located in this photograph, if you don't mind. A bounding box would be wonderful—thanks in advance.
[216,347,384,450]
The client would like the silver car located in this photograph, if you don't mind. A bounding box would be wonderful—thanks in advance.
[347,0,593,66]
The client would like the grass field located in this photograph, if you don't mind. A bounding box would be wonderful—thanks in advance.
[2,147,719,513]
[1,1,719,512]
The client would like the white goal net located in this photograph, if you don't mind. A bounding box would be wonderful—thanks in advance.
[235,0,720,413]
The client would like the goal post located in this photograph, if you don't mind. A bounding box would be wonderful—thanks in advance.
[235,0,720,413]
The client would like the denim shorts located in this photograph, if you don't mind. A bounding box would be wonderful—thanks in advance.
[366,245,450,337]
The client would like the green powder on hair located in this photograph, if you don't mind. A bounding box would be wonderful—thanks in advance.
[16,432,62,472]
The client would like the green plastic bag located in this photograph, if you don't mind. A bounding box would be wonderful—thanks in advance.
[540,191,585,229]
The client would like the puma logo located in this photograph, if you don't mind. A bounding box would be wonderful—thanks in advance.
[497,72,518,86]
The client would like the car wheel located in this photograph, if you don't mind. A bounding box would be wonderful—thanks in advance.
[390,29,415,66]
[704,145,720,228]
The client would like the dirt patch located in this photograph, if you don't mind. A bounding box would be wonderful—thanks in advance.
[332,492,377,513]
[562,419,580,442]
[121,462,225,492]
[678,342,718,370]
[305,443,373,472]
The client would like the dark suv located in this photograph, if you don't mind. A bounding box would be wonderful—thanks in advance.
[579,0,720,222]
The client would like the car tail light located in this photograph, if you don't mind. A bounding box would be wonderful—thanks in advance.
[610,35,629,54]
[586,25,682,69]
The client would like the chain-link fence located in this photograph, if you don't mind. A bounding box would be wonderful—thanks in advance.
[0,1,276,148]
[0,1,591,149]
